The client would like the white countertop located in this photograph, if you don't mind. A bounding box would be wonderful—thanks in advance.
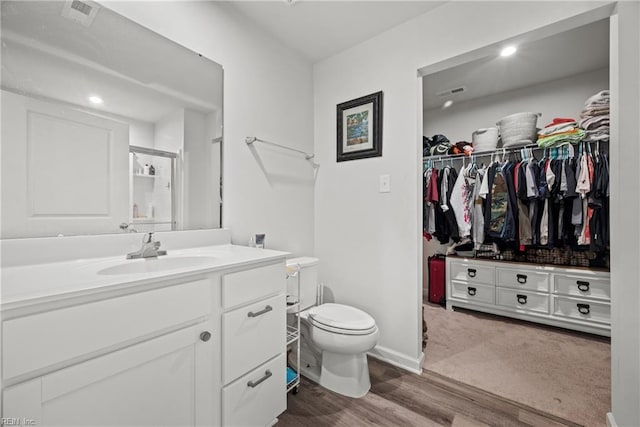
[1,244,289,312]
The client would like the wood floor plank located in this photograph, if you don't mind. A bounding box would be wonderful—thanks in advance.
[278,358,581,427]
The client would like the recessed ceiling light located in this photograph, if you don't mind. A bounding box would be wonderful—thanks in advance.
[89,95,103,104]
[442,100,453,109]
[500,46,517,57]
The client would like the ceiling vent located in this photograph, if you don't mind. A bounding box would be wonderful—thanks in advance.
[437,86,466,97]
[62,0,99,27]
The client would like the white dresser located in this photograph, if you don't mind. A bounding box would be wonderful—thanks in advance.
[446,256,611,336]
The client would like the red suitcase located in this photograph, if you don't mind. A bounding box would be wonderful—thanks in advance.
[428,255,446,305]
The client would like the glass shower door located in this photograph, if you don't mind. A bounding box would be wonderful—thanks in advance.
[129,146,177,233]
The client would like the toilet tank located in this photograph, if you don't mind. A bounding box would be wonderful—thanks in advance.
[286,257,319,311]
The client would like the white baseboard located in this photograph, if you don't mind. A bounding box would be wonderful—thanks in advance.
[368,345,423,375]
[606,412,617,427]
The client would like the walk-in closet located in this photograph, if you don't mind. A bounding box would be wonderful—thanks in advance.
[420,16,611,426]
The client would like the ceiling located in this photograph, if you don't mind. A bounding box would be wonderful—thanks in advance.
[225,1,446,63]
[422,18,610,110]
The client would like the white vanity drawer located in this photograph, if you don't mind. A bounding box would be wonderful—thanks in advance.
[554,274,610,301]
[222,353,286,427]
[222,262,285,309]
[451,281,494,305]
[450,261,494,285]
[222,294,285,384]
[497,267,549,292]
[496,287,550,314]
[553,296,610,324]
[2,279,211,380]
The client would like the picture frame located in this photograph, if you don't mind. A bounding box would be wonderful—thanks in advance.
[336,91,383,162]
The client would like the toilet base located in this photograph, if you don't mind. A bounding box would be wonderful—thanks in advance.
[319,351,371,398]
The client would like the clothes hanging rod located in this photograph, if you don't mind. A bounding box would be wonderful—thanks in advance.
[421,143,591,163]
[246,136,315,160]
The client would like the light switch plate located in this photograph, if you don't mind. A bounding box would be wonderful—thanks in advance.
[379,174,391,193]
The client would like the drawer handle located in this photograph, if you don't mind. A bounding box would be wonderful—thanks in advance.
[247,369,272,388]
[577,281,590,292]
[199,331,211,342]
[577,304,591,315]
[517,294,527,305]
[467,287,477,296]
[248,305,273,318]
[467,268,477,278]
[516,274,527,284]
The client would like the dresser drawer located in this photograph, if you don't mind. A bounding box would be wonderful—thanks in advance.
[222,294,285,384]
[496,287,550,314]
[3,279,211,380]
[222,353,286,427]
[554,274,610,301]
[222,262,285,309]
[497,268,549,292]
[450,261,494,285]
[553,296,610,324]
[451,281,494,305]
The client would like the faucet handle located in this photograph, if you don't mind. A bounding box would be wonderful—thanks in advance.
[143,232,154,244]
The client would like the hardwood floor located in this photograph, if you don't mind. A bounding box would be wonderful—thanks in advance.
[278,357,582,427]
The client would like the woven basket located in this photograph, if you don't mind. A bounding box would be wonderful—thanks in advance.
[497,112,541,148]
[472,127,499,152]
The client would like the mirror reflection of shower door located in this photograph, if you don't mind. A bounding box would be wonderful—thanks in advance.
[129,146,177,233]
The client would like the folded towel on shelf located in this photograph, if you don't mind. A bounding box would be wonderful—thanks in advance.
[537,117,583,148]
[579,90,610,142]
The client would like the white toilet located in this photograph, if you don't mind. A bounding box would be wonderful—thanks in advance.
[286,257,379,398]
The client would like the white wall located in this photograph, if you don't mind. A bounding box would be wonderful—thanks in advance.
[129,121,154,149]
[103,1,314,256]
[184,108,217,230]
[424,67,609,143]
[609,2,640,426]
[313,1,625,376]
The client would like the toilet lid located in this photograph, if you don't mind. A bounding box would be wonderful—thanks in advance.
[308,303,376,334]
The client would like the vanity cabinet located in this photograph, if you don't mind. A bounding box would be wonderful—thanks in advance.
[221,263,287,427]
[2,278,215,426]
[1,256,288,427]
[446,257,611,336]
[3,322,214,426]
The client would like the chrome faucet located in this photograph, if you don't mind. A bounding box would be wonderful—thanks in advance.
[126,232,167,259]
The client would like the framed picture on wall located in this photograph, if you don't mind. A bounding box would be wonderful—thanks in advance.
[336,91,383,162]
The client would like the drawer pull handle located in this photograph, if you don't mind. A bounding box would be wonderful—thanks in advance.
[467,287,477,296]
[199,331,211,342]
[516,274,527,284]
[247,369,272,388]
[517,294,527,304]
[248,305,273,318]
[577,281,590,292]
[577,304,591,315]
[467,268,477,278]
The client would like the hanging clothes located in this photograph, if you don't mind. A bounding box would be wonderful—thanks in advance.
[472,166,487,250]
[421,142,609,256]
[450,163,475,239]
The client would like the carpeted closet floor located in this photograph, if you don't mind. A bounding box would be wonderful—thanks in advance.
[423,303,611,427]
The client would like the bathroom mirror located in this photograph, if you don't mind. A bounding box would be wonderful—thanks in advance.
[0,0,223,238]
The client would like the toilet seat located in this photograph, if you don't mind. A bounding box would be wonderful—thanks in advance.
[307,303,377,336]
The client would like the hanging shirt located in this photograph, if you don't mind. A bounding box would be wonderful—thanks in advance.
[450,165,473,238]
[472,167,486,250]
[488,168,509,238]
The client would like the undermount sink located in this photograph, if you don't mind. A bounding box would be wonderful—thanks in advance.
[97,256,217,275]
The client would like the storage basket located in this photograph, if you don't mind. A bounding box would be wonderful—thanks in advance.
[497,112,541,148]
[472,127,499,152]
